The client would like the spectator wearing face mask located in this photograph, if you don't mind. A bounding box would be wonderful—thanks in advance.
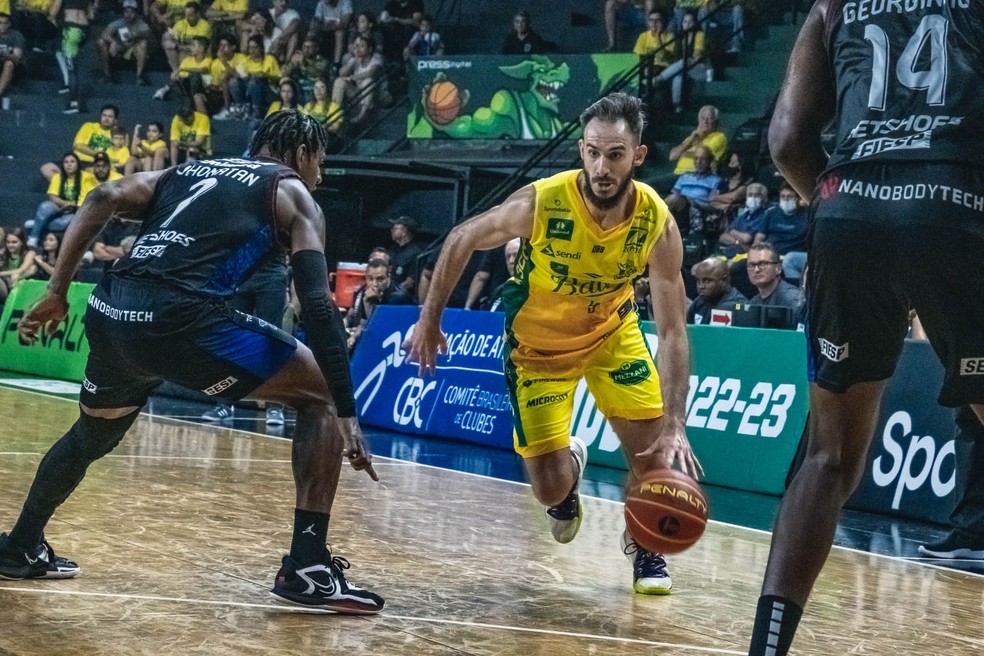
[754,183,808,285]
[715,182,768,259]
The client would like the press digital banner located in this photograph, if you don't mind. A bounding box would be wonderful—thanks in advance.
[846,340,957,524]
[0,280,93,382]
[351,308,811,495]
[406,54,639,140]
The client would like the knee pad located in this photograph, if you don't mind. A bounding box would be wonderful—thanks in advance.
[73,408,141,461]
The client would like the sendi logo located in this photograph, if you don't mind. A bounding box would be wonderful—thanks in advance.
[540,243,581,260]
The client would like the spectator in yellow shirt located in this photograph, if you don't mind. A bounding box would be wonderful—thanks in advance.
[633,10,675,69]
[668,104,728,175]
[40,103,118,181]
[105,126,131,173]
[148,0,194,34]
[654,9,708,113]
[170,35,212,113]
[28,152,81,248]
[205,0,246,38]
[265,77,299,115]
[161,1,210,79]
[228,34,280,118]
[207,35,243,119]
[301,77,341,132]
[169,105,210,163]
[31,153,120,246]
[125,121,168,174]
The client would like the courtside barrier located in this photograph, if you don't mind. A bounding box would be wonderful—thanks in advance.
[0,280,92,381]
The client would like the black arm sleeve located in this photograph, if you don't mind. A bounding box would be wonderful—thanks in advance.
[290,249,357,418]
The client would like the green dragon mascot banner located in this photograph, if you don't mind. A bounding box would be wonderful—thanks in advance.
[407,54,639,140]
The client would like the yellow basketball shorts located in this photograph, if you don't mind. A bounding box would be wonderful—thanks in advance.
[504,318,664,459]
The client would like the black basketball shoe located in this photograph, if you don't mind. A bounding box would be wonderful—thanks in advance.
[271,549,384,614]
[0,533,80,580]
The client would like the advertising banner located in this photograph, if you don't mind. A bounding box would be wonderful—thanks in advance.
[847,340,957,524]
[0,280,93,382]
[406,54,639,140]
[350,308,811,495]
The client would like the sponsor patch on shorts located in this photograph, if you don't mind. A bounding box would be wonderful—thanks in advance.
[818,338,849,363]
[203,376,238,395]
[608,360,651,386]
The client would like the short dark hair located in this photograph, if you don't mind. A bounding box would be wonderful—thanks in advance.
[185,1,200,12]
[0,12,10,19]
[366,257,390,270]
[192,35,209,49]
[579,92,645,144]
[148,121,165,133]
[101,103,120,117]
[248,109,330,168]
[748,242,779,263]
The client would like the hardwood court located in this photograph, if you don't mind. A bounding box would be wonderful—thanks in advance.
[2,386,984,655]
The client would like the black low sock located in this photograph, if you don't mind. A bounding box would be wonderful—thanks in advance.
[748,595,803,656]
[289,509,329,566]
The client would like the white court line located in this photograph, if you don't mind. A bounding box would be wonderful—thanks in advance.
[2,384,982,580]
[0,585,743,654]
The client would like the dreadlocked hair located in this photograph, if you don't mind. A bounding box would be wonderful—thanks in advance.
[248,109,329,166]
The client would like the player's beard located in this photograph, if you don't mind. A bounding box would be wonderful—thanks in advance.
[580,168,633,211]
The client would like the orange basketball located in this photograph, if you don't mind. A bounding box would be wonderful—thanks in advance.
[625,469,708,555]
[426,80,461,125]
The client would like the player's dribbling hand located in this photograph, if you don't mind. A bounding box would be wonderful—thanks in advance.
[402,319,447,377]
[18,292,69,346]
[337,416,378,482]
[636,424,704,480]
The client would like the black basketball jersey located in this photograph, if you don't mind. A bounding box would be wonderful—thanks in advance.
[824,0,984,171]
[111,157,298,298]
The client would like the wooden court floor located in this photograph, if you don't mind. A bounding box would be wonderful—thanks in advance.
[2,386,984,655]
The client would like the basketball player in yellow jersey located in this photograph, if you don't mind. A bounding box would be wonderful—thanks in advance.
[407,92,702,595]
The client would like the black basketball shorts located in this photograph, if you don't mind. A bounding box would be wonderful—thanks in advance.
[80,277,297,409]
[808,162,984,407]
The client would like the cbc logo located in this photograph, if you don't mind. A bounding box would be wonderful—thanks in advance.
[393,377,437,428]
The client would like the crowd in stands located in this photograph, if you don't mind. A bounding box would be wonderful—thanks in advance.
[0,0,810,333]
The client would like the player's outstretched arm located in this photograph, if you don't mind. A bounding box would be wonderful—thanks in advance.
[406,185,535,376]
[640,218,703,479]
[768,2,834,201]
[18,171,166,344]
[278,177,377,481]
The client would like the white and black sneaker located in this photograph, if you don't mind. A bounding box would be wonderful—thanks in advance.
[0,533,80,580]
[271,550,384,614]
[621,530,672,594]
[546,436,587,544]
[918,534,984,560]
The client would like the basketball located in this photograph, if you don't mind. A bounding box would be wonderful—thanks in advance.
[426,80,462,125]
[624,469,708,555]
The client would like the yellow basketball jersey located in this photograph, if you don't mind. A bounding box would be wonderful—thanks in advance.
[501,169,669,375]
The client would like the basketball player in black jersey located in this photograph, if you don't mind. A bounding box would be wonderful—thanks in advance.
[748,2,984,654]
[0,111,385,615]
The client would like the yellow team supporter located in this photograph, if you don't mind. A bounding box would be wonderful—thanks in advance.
[78,168,123,204]
[178,53,213,77]
[47,173,81,205]
[239,53,281,80]
[170,111,211,151]
[73,122,113,164]
[161,0,195,20]
[16,0,51,12]
[500,170,670,457]
[301,100,342,130]
[105,144,131,172]
[633,31,676,68]
[209,52,245,88]
[138,138,167,158]
[207,0,246,16]
[674,128,727,175]
[172,17,211,45]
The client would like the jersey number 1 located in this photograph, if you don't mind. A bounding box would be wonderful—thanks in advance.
[865,15,948,111]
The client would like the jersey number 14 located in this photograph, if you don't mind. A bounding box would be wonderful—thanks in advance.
[865,15,948,111]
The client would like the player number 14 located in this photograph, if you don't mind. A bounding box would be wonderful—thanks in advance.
[865,15,948,111]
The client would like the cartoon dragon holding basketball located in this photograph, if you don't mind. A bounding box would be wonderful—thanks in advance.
[421,55,571,139]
